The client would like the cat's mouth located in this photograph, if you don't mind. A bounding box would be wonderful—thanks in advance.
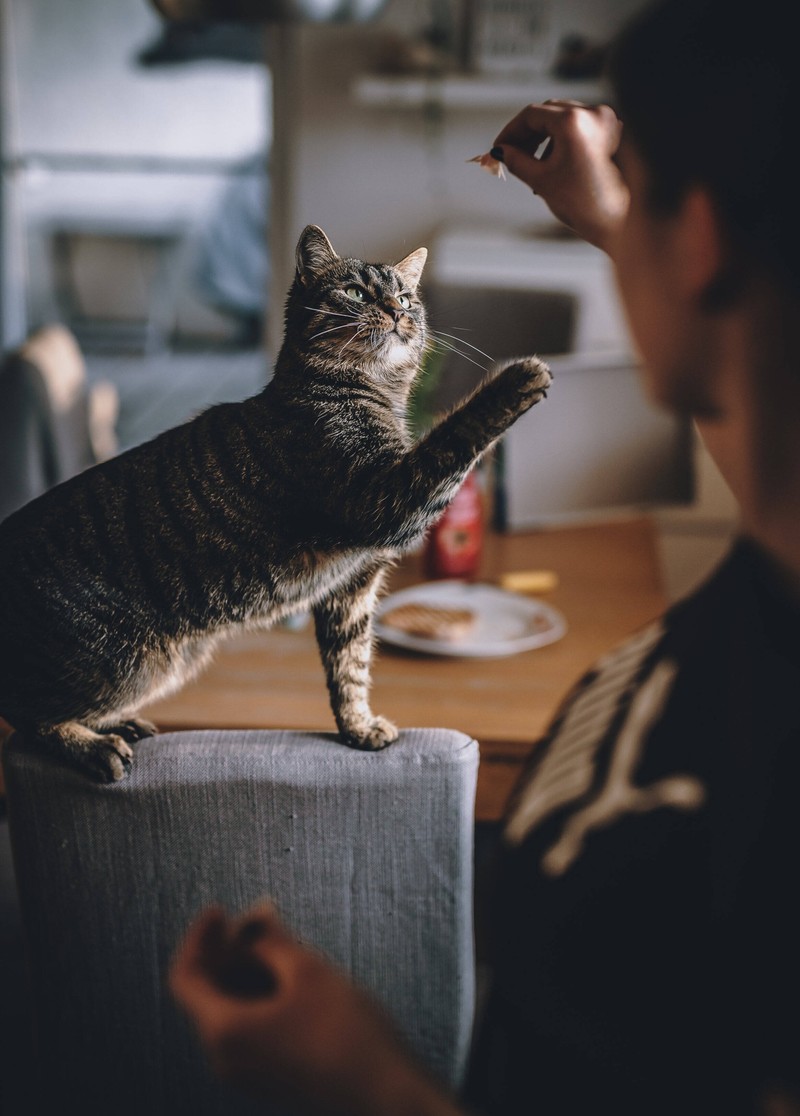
[375,328,422,369]
[378,326,412,354]
[310,309,417,360]
[381,316,415,342]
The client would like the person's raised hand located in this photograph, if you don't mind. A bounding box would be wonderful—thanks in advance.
[491,100,628,252]
[169,903,463,1116]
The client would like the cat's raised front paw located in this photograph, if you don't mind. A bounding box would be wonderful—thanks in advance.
[493,355,552,414]
[340,715,399,752]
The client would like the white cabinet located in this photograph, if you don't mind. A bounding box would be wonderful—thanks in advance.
[430,226,739,599]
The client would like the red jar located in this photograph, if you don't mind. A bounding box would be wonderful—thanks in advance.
[423,470,483,580]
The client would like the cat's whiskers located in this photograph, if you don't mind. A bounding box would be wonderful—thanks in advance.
[303,306,358,320]
[430,329,494,363]
[337,325,369,361]
[309,322,360,342]
[427,336,492,375]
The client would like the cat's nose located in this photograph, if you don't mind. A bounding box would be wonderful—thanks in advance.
[384,300,404,322]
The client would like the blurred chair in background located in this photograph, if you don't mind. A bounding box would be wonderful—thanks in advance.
[0,324,118,523]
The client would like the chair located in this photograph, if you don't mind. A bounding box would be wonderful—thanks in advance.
[0,324,118,524]
[2,727,478,1115]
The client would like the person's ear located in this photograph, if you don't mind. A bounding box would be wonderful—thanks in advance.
[678,187,738,310]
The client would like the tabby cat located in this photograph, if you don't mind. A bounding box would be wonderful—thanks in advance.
[0,225,551,781]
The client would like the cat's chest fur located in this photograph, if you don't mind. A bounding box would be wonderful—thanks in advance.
[266,544,392,619]
[243,385,413,593]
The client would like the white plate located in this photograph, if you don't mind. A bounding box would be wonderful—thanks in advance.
[375,580,567,658]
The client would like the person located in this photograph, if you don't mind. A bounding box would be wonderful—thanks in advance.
[169,0,800,1111]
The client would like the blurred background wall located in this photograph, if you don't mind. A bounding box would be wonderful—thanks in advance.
[0,0,739,596]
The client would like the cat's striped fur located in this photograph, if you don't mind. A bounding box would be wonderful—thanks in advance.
[0,225,551,781]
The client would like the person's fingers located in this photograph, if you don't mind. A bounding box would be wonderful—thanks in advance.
[202,903,286,1001]
[231,901,287,946]
[229,903,309,995]
[170,906,229,996]
[493,101,621,163]
[491,102,588,190]
[246,928,324,997]
[497,143,549,191]
[171,901,344,1031]
[492,102,560,154]
[542,97,589,107]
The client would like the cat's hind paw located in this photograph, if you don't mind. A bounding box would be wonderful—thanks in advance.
[340,715,399,752]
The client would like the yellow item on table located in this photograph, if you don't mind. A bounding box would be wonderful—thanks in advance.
[499,569,560,594]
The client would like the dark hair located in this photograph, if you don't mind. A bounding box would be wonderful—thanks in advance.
[608,0,798,290]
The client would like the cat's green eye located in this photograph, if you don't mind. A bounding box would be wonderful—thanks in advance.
[398,294,412,309]
[345,286,366,302]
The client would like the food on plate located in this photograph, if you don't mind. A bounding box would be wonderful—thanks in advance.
[380,602,476,643]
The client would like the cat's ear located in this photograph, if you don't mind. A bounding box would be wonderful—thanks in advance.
[296,225,339,285]
[393,247,428,291]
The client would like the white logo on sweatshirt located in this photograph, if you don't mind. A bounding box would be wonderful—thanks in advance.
[504,622,706,875]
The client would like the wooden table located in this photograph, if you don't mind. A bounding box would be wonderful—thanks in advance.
[142,517,665,822]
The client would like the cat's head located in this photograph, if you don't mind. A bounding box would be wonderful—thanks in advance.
[285,225,428,378]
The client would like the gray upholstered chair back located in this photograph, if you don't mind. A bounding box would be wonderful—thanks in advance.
[2,728,478,1115]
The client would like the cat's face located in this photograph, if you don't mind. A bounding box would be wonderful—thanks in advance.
[290,225,428,375]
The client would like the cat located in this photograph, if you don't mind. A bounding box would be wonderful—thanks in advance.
[0,224,551,782]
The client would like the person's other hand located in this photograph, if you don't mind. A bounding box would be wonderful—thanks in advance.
[492,100,628,252]
[169,903,463,1116]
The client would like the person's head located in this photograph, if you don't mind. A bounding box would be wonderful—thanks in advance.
[605,0,800,424]
[610,0,796,288]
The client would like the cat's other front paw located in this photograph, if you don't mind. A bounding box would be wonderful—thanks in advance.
[492,355,552,415]
[60,732,134,783]
[101,717,158,743]
[340,715,399,752]
[89,736,135,782]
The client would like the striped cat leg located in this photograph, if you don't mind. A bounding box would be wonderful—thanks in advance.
[39,720,135,782]
[313,564,398,751]
[418,355,552,483]
[406,356,553,536]
[349,357,552,549]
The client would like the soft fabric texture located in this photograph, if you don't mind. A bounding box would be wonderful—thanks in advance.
[3,727,478,1115]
